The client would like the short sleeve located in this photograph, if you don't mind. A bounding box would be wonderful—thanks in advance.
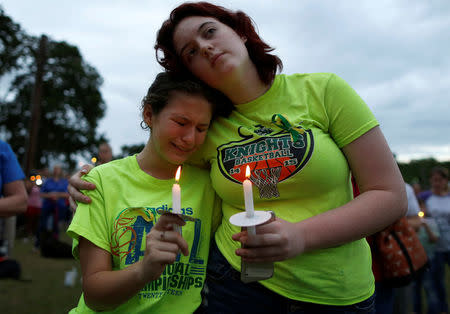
[324,74,379,148]
[0,141,25,185]
[405,183,420,216]
[67,169,111,260]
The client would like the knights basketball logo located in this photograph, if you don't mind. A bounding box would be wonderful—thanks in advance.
[217,114,314,199]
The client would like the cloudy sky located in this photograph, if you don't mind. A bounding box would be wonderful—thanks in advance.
[2,0,449,162]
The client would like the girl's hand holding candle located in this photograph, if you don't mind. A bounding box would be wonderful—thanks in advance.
[229,165,274,283]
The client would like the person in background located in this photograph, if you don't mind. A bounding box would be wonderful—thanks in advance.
[425,167,450,313]
[412,182,422,198]
[24,176,42,243]
[67,72,229,313]
[392,182,422,314]
[70,2,406,312]
[0,140,27,279]
[411,204,440,314]
[97,142,113,166]
[368,182,421,314]
[36,164,69,250]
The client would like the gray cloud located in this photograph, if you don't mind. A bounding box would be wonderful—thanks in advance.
[2,0,449,162]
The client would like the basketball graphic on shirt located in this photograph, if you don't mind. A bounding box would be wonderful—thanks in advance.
[111,207,155,260]
[217,123,314,198]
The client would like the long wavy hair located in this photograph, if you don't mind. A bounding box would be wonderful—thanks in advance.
[155,1,283,85]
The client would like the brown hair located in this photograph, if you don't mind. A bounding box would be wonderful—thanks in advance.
[140,72,233,129]
[430,166,449,180]
[155,1,283,85]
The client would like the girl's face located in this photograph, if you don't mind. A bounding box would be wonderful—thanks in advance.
[173,16,249,90]
[145,91,212,167]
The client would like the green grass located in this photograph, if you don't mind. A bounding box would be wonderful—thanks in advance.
[0,235,81,314]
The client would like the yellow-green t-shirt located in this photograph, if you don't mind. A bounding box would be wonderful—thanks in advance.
[67,156,220,313]
[193,73,378,305]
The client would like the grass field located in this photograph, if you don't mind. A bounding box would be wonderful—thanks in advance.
[1,235,450,313]
[0,235,81,314]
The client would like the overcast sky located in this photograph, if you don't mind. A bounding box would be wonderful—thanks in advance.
[2,0,449,163]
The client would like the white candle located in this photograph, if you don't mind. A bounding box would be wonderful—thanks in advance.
[243,165,256,236]
[172,166,182,214]
[172,165,182,235]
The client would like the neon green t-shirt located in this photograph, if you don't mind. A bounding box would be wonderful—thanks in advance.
[67,155,220,313]
[193,73,378,305]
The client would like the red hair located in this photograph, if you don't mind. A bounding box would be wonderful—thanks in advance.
[155,1,283,85]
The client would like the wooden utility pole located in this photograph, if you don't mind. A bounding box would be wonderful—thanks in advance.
[24,34,47,176]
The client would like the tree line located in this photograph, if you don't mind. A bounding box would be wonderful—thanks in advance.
[398,158,450,189]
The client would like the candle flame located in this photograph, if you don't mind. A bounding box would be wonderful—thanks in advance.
[175,165,182,182]
[418,211,424,218]
[245,165,251,178]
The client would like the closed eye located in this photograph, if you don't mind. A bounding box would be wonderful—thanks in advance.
[197,127,208,133]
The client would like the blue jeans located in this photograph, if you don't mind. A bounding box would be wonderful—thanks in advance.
[374,282,395,314]
[199,241,375,314]
[433,251,450,313]
[412,262,440,314]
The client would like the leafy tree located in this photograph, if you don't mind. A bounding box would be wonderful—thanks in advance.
[0,6,27,76]
[0,8,106,171]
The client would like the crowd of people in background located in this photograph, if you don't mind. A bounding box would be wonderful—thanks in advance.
[0,141,113,269]
[368,167,450,313]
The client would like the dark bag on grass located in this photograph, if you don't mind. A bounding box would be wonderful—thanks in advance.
[0,258,21,279]
[373,217,428,287]
[40,231,73,259]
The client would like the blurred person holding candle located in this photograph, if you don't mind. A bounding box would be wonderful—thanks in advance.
[24,175,42,243]
[36,164,74,258]
[36,164,69,247]
[69,2,406,312]
[411,206,440,314]
[66,72,231,313]
[424,167,450,313]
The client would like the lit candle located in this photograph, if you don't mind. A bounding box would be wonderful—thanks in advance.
[243,165,256,236]
[172,165,182,234]
[172,165,182,214]
[418,211,424,219]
